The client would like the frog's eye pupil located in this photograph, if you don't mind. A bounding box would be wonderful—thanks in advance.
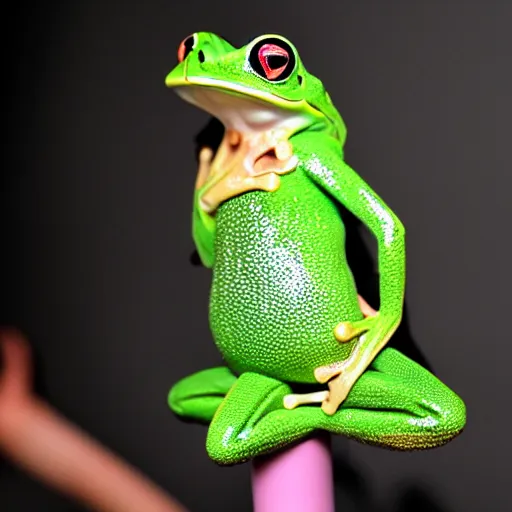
[267,54,288,69]
[258,44,289,80]
[178,35,195,63]
[268,54,288,69]
[249,37,296,82]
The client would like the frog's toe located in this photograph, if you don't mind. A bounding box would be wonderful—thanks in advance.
[283,390,329,410]
[168,366,237,424]
[337,319,373,343]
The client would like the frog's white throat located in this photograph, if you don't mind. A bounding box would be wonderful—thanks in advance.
[176,85,309,135]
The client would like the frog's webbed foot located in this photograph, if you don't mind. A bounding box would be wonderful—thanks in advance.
[248,129,298,177]
[312,316,381,415]
[314,316,377,384]
[198,129,298,213]
[321,369,360,415]
[283,317,377,415]
[287,349,362,416]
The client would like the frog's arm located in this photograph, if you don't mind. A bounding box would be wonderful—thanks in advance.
[298,133,406,412]
[300,134,405,323]
[192,148,216,269]
[192,192,215,268]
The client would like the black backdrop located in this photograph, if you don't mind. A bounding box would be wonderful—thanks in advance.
[2,1,511,511]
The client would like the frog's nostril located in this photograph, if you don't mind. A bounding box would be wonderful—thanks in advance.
[198,50,205,63]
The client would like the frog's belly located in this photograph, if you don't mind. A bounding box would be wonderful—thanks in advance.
[209,194,363,384]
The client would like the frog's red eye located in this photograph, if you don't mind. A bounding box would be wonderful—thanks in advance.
[178,34,196,63]
[248,37,296,82]
[258,44,289,80]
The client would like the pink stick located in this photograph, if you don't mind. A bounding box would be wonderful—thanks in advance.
[251,434,335,512]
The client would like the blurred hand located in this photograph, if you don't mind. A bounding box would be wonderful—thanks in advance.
[0,329,34,434]
[0,328,188,512]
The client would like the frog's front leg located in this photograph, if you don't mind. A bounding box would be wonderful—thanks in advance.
[198,129,298,214]
[299,133,406,416]
[317,313,399,415]
[283,295,377,412]
[192,146,217,268]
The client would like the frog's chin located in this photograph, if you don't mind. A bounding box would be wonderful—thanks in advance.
[174,84,312,135]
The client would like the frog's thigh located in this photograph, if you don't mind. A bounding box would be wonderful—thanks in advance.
[206,372,322,465]
[326,348,466,450]
[168,366,237,423]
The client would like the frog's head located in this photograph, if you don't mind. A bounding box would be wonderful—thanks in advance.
[165,32,346,145]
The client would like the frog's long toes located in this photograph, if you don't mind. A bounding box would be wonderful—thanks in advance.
[314,364,342,384]
[199,146,214,164]
[275,140,293,161]
[283,390,329,410]
[280,154,299,173]
[226,129,241,146]
[334,317,375,343]
[321,375,352,415]
[334,321,360,342]
[320,396,338,416]
[196,147,214,189]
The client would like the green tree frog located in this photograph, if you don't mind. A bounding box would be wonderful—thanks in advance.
[165,32,466,465]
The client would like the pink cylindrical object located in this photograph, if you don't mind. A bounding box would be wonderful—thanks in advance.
[251,434,335,512]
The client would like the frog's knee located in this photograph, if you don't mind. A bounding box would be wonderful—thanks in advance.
[436,387,466,438]
[412,386,466,448]
[206,419,265,465]
[205,373,292,465]
[383,386,466,450]
[206,431,242,465]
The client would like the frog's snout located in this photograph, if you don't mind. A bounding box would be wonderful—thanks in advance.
[177,33,197,63]
[177,32,210,66]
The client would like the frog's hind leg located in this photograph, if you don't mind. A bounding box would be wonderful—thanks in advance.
[320,347,466,450]
[168,366,237,424]
[201,350,466,464]
[206,372,323,465]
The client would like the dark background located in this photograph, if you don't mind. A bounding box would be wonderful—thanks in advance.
[2,1,511,510]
